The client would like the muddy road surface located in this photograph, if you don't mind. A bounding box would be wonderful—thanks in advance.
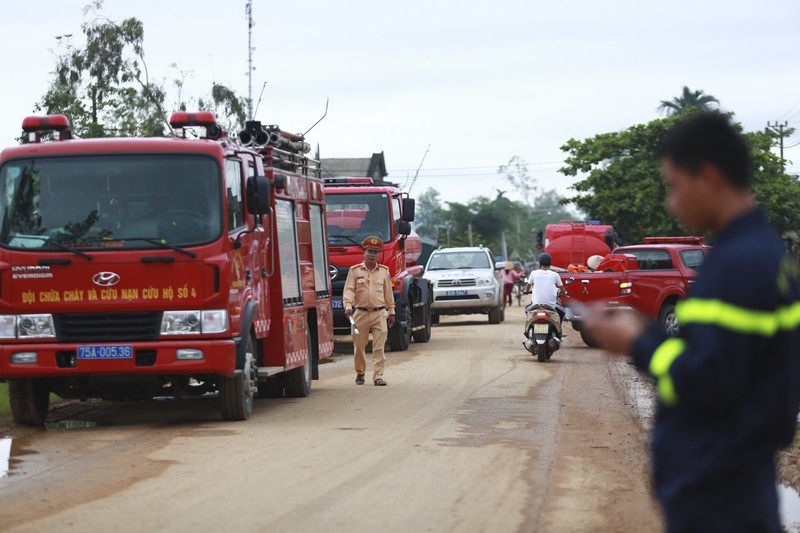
[0,306,661,532]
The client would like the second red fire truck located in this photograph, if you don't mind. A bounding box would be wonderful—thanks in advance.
[0,112,334,424]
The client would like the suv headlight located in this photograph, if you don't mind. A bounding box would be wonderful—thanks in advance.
[17,314,56,339]
[161,310,228,335]
[478,277,494,286]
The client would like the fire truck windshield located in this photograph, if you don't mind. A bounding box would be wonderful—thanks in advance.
[0,154,222,251]
[325,193,392,245]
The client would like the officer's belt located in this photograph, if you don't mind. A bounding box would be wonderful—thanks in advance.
[355,306,387,312]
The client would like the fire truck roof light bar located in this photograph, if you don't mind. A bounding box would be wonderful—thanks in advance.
[169,112,222,141]
[323,177,374,186]
[21,115,71,132]
[642,236,707,244]
[169,111,217,128]
[21,115,73,143]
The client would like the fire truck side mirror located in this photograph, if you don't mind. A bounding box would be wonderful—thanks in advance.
[398,221,412,236]
[402,198,416,222]
[246,175,272,217]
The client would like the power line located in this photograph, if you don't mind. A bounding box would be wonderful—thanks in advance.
[768,121,790,172]
[779,96,800,120]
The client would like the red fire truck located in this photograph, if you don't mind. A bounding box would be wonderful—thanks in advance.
[0,112,334,424]
[323,178,432,350]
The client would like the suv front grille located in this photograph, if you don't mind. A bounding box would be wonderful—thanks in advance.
[54,312,163,343]
[438,279,477,287]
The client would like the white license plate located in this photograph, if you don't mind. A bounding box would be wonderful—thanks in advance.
[445,290,468,296]
[77,345,133,360]
[332,299,343,309]
[533,323,549,334]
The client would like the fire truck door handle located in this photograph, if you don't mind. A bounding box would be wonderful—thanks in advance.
[246,269,252,282]
[261,267,268,278]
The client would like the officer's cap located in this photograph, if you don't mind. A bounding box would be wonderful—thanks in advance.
[362,236,384,251]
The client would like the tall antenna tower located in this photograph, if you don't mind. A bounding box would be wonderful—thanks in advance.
[246,0,254,120]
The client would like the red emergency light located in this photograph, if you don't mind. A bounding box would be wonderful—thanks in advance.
[21,115,72,142]
[22,115,70,132]
[642,236,706,245]
[169,111,217,128]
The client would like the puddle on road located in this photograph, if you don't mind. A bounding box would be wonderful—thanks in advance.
[780,484,800,532]
[45,420,98,431]
[0,437,10,478]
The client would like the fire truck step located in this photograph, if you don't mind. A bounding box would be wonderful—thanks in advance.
[258,366,284,378]
[411,325,427,332]
[412,302,426,308]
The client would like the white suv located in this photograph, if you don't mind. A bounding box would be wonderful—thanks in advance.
[423,246,505,324]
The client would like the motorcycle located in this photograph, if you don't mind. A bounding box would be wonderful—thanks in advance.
[523,303,564,362]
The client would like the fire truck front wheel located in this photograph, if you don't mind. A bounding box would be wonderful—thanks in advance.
[219,332,258,421]
[9,378,50,426]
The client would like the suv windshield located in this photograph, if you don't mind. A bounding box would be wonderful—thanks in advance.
[0,155,222,250]
[325,193,391,245]
[428,251,490,270]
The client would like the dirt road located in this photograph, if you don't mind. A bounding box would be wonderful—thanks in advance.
[0,306,661,532]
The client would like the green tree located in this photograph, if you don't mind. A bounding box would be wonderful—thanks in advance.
[35,2,249,140]
[499,155,537,207]
[414,188,447,241]
[37,1,168,137]
[560,113,800,244]
[658,86,720,116]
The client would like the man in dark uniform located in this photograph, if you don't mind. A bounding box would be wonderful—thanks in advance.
[587,113,800,532]
[343,236,396,386]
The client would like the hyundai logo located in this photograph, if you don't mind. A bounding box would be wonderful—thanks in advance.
[92,271,120,287]
[329,264,339,280]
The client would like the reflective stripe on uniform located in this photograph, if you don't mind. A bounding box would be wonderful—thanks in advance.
[676,299,800,337]
[649,338,685,407]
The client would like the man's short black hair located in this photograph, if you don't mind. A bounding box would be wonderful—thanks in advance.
[659,112,752,190]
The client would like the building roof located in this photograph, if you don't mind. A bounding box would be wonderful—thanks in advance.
[321,152,388,181]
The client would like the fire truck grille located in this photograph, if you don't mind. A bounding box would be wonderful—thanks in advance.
[438,279,477,287]
[54,312,163,343]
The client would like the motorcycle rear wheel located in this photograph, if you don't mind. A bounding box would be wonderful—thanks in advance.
[536,343,548,363]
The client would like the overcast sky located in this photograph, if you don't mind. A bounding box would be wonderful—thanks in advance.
[2,0,800,205]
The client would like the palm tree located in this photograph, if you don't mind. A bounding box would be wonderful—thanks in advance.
[658,86,720,116]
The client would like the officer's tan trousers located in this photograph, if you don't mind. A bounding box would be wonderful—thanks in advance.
[352,310,388,380]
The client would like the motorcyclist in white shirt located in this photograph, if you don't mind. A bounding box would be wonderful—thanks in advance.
[524,253,565,322]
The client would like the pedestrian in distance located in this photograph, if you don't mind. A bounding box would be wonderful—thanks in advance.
[343,236,396,386]
[501,261,524,307]
[586,113,800,533]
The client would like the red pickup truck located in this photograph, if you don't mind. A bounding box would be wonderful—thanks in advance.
[560,237,710,347]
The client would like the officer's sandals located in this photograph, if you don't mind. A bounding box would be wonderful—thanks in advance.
[356,374,365,385]
[374,379,387,386]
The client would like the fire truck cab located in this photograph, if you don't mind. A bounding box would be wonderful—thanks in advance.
[323,178,432,351]
[0,112,334,424]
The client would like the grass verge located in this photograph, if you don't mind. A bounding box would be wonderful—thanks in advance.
[0,382,9,417]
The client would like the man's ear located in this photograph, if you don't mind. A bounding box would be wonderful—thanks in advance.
[698,163,727,192]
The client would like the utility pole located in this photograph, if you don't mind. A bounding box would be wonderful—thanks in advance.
[768,120,789,172]
[501,231,508,259]
[468,223,474,247]
[246,0,254,120]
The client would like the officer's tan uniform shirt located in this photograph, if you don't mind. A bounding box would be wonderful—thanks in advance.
[342,262,395,380]
[342,263,395,313]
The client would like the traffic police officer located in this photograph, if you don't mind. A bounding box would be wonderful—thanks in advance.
[587,113,800,532]
[343,236,396,386]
